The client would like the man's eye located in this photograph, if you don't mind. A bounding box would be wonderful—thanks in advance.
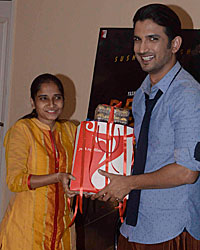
[150,37,159,41]
[133,37,140,42]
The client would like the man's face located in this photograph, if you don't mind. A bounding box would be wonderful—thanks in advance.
[133,19,176,81]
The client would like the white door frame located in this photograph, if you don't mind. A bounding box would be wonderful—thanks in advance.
[0,0,15,221]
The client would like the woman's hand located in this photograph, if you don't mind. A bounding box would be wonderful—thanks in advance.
[57,173,78,198]
[29,173,79,198]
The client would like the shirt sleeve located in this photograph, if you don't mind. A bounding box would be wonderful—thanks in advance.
[64,121,77,145]
[4,121,31,192]
[171,86,200,171]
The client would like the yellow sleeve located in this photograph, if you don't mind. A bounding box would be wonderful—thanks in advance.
[4,121,30,192]
[61,121,77,173]
[63,121,77,145]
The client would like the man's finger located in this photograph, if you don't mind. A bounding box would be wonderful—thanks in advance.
[98,169,113,179]
[91,189,107,199]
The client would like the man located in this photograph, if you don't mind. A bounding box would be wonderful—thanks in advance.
[91,4,200,249]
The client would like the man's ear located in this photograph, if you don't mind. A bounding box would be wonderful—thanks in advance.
[30,98,35,109]
[171,36,182,54]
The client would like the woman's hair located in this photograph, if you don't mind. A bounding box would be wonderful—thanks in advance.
[133,4,182,47]
[21,73,64,120]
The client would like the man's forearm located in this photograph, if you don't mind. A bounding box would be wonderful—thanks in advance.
[91,163,199,201]
[129,163,199,190]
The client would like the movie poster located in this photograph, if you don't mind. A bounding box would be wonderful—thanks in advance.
[87,28,200,127]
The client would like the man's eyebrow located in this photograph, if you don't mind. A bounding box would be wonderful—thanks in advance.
[133,35,141,39]
[133,34,161,39]
[146,34,160,38]
[148,34,161,38]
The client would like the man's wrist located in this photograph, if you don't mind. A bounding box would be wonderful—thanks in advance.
[127,175,137,191]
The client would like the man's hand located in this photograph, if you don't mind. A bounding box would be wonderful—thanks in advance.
[89,163,199,203]
[91,169,132,202]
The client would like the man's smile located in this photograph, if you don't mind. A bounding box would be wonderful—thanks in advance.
[141,55,154,62]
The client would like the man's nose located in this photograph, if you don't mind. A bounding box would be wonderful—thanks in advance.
[138,40,148,54]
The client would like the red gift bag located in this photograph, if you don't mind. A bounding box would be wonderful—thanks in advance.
[70,121,134,193]
[68,103,135,227]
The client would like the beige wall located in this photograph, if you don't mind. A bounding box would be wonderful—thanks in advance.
[8,0,200,126]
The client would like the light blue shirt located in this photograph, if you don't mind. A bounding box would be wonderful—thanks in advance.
[120,62,200,244]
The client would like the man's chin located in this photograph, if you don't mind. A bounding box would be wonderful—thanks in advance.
[140,64,152,73]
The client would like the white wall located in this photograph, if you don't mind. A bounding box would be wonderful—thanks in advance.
[8,0,200,126]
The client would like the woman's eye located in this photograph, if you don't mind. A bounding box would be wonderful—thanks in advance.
[55,95,63,100]
[39,96,47,101]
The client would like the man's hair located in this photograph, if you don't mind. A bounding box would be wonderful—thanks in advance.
[133,4,182,44]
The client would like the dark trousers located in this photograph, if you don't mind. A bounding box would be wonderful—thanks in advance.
[118,231,200,250]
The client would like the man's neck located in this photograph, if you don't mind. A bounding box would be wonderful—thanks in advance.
[150,60,177,87]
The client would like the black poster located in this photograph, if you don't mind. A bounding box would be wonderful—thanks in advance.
[87,28,200,127]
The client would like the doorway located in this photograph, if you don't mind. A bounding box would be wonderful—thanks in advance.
[0,0,14,221]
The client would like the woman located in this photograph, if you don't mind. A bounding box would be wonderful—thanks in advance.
[0,73,77,250]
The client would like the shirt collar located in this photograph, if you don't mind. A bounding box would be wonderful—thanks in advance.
[32,118,57,131]
[141,61,182,97]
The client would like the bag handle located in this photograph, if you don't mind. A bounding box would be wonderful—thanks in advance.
[108,101,122,123]
[96,123,121,153]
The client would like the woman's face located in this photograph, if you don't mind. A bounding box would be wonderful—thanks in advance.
[31,81,64,129]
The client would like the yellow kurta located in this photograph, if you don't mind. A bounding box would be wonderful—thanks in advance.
[0,118,77,250]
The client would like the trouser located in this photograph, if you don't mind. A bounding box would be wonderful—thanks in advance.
[118,231,200,250]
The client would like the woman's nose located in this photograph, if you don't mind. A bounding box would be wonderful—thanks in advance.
[49,99,55,107]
